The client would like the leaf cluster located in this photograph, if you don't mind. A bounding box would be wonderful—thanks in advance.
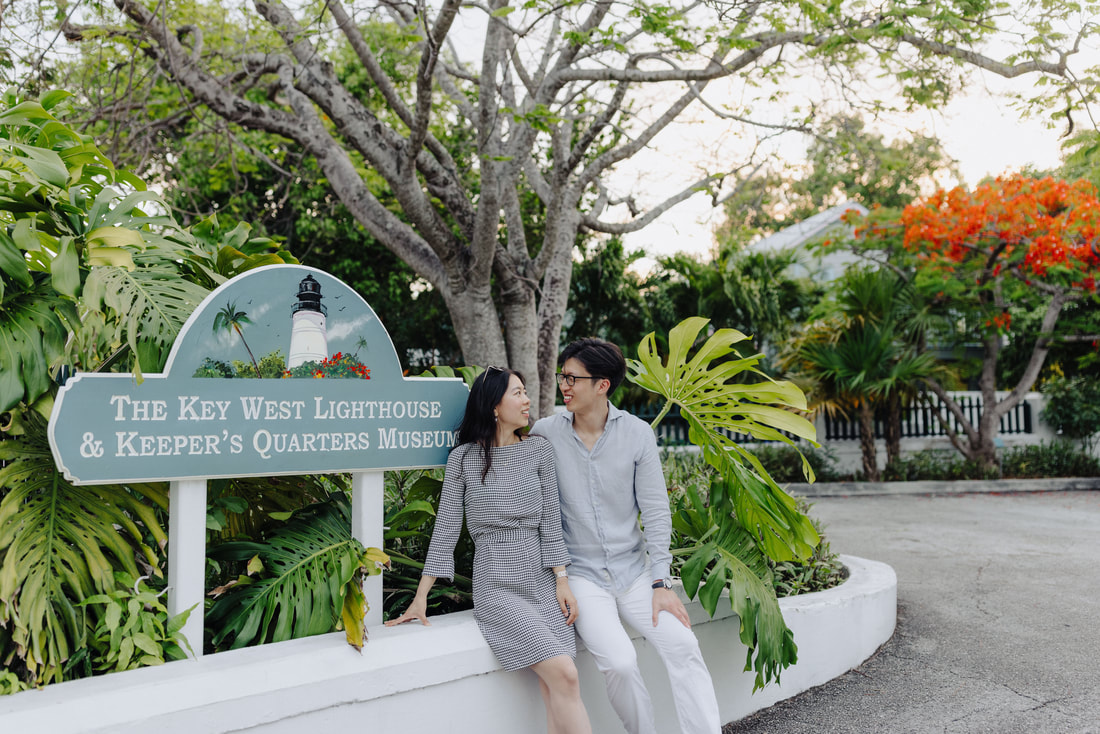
[206,492,387,652]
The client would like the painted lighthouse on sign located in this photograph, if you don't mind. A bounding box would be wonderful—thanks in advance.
[288,274,328,369]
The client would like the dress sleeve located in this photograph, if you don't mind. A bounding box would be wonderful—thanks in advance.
[634,424,672,582]
[423,446,468,580]
[534,437,571,569]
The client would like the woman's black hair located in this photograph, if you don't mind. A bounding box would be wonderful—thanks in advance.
[455,366,526,481]
[559,337,626,393]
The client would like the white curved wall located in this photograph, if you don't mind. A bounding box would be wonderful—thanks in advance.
[0,555,895,733]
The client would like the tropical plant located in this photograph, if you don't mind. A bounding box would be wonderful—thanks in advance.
[0,411,170,686]
[0,92,298,690]
[778,268,943,480]
[846,176,1100,470]
[627,316,820,689]
[206,492,388,652]
[75,572,193,675]
[381,471,474,620]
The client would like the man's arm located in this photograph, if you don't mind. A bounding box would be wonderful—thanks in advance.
[632,422,691,628]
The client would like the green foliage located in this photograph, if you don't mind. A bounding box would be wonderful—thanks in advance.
[565,237,652,348]
[206,493,386,652]
[883,451,996,482]
[664,451,846,688]
[1001,441,1100,479]
[670,474,797,690]
[652,249,823,367]
[381,470,474,619]
[77,573,192,675]
[1041,375,1100,453]
[418,364,485,387]
[745,444,843,484]
[0,92,300,413]
[629,316,822,689]
[0,410,169,687]
[768,500,848,598]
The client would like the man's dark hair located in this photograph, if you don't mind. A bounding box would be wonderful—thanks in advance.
[560,337,626,393]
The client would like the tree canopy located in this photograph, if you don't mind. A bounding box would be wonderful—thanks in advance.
[840,174,1100,468]
[10,0,1099,414]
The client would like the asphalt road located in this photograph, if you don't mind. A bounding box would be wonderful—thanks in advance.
[722,490,1100,734]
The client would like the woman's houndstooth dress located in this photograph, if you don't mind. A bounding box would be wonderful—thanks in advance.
[423,436,574,670]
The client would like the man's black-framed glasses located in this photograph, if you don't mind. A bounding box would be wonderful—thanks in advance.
[556,373,603,387]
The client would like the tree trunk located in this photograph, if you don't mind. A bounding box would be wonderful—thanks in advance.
[884,393,902,467]
[535,211,581,419]
[858,401,880,481]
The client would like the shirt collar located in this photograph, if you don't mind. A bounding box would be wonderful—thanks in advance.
[557,401,624,424]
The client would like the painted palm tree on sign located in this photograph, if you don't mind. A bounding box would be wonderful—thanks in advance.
[213,301,262,378]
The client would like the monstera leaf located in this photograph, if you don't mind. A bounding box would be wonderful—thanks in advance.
[0,411,168,686]
[628,316,819,690]
[207,493,387,651]
[0,277,79,412]
[629,316,820,561]
[672,477,797,691]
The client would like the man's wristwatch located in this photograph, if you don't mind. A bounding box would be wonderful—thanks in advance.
[652,578,673,590]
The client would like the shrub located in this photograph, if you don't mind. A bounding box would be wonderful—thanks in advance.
[1041,376,1100,453]
[1002,441,1100,478]
[747,443,844,483]
[884,451,998,481]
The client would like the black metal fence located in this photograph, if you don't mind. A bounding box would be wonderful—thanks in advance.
[821,393,1032,441]
[628,392,1034,447]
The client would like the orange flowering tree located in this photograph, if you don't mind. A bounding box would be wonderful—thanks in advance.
[857,175,1100,469]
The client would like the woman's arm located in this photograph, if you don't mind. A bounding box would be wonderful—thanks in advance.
[535,438,570,569]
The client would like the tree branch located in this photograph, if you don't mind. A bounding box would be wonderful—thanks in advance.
[582,175,723,235]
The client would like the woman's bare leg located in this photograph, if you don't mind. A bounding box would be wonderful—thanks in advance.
[530,655,592,734]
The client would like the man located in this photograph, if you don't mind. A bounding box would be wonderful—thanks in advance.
[530,337,721,734]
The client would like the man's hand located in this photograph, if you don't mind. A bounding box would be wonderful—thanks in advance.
[652,586,691,628]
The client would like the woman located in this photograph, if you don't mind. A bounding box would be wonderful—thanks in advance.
[386,367,592,734]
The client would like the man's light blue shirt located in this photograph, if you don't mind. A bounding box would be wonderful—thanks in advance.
[531,403,672,594]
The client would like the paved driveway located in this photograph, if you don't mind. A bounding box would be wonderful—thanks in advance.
[723,490,1100,734]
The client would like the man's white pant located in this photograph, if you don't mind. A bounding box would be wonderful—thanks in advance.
[571,573,721,734]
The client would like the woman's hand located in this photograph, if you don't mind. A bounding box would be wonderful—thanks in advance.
[556,577,579,626]
[385,595,431,627]
[384,574,437,627]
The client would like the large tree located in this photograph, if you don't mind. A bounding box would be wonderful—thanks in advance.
[847,175,1100,470]
[35,0,1100,414]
